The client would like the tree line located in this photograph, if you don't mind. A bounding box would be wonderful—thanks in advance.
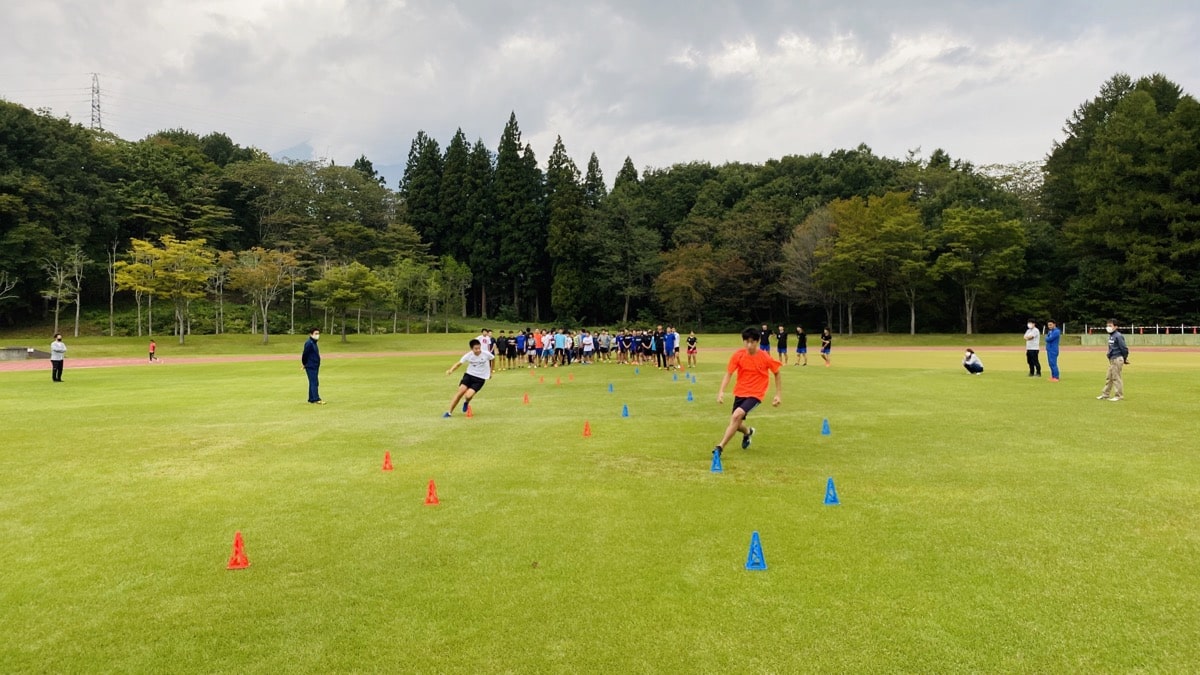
[2,72,1198,337]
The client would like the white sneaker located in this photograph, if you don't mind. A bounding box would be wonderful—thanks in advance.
[1096,394,1108,400]
[1108,396,1122,402]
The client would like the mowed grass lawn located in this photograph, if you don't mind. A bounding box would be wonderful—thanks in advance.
[1,340,1198,672]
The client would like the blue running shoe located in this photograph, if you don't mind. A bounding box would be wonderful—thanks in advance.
[742,427,755,449]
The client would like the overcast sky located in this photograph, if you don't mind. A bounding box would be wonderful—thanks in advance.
[3,1,1199,186]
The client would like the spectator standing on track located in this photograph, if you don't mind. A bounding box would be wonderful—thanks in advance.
[1097,320,1129,402]
[50,333,66,382]
[1024,320,1042,377]
[1045,320,1061,381]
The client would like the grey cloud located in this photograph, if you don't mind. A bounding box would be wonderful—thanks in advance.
[4,0,1200,182]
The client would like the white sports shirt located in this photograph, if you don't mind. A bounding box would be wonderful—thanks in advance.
[461,350,495,379]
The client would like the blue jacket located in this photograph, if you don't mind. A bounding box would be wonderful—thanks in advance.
[1045,328,1061,354]
[1106,331,1129,361]
[301,337,321,370]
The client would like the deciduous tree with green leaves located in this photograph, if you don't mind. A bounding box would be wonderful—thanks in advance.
[308,261,386,342]
[227,247,299,344]
[932,207,1026,334]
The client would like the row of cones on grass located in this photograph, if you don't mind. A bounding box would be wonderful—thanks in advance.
[230,527,782,572]
[230,527,797,573]
[229,449,838,570]
[228,472,441,570]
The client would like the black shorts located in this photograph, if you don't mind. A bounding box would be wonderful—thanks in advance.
[732,397,761,417]
[460,374,487,392]
[506,347,517,358]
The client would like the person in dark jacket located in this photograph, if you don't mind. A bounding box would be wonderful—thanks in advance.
[1097,319,1129,402]
[301,328,324,404]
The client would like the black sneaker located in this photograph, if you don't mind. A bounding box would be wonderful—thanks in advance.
[713,446,723,457]
[462,400,469,413]
[742,427,755,449]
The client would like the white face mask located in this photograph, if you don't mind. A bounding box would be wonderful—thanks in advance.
[1027,324,1034,329]
[312,334,320,340]
[1105,326,1114,334]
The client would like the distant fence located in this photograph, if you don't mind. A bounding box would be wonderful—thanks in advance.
[1080,324,1200,347]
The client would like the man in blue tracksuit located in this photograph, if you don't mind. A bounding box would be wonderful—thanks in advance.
[301,328,324,404]
[1045,320,1061,381]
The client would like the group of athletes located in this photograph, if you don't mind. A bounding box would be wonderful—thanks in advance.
[445,323,835,467]
[463,325,702,370]
[757,324,834,368]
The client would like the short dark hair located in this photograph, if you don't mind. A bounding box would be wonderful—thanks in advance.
[1107,318,1118,326]
[742,327,761,342]
[469,338,481,348]
[309,328,320,335]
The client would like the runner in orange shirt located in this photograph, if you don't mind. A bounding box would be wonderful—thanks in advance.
[713,327,782,459]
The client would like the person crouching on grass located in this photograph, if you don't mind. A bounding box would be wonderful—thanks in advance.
[963,348,984,374]
[444,338,495,418]
[712,327,782,459]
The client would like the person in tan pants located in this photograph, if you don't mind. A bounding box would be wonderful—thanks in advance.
[1097,319,1129,401]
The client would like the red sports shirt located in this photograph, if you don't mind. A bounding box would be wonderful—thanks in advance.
[726,348,781,399]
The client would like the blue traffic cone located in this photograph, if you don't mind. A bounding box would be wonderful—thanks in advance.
[710,449,723,473]
[824,477,840,505]
[821,418,831,436]
[686,390,694,402]
[672,372,678,381]
[745,531,767,570]
[635,367,640,375]
[622,404,629,418]
[608,383,613,393]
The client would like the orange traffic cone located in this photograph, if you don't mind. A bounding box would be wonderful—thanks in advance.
[569,373,574,382]
[556,377,562,386]
[583,420,592,438]
[425,479,440,505]
[539,376,544,384]
[466,405,474,418]
[382,451,393,471]
[226,531,249,570]
[523,392,530,405]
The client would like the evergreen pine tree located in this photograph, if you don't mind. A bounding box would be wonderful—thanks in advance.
[438,129,471,262]
[614,156,640,192]
[493,113,547,319]
[465,138,497,317]
[399,131,444,254]
[583,152,607,208]
[545,136,587,320]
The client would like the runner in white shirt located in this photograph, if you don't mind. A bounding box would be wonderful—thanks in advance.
[443,338,496,417]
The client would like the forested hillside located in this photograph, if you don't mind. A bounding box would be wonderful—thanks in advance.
[2,72,1197,337]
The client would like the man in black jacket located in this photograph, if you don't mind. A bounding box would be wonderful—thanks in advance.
[301,328,324,404]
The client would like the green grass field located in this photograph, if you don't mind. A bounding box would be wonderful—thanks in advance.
[2,339,1198,672]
